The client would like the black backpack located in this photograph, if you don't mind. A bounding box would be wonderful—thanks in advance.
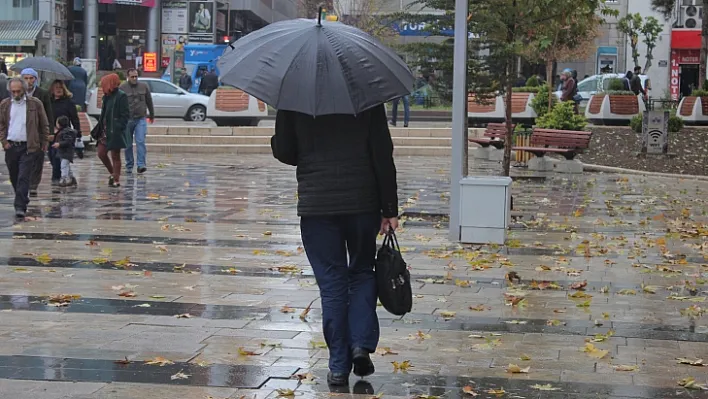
[375,231,412,316]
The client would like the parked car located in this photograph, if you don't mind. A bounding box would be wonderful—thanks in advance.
[554,73,651,104]
[87,77,209,122]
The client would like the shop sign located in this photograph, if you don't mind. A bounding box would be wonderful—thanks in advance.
[98,0,155,7]
[144,52,158,72]
[162,1,188,34]
[670,50,680,101]
[0,39,35,46]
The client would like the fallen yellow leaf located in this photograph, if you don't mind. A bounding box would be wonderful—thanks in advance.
[582,343,609,359]
[613,364,639,371]
[392,360,413,372]
[145,356,174,366]
[237,347,259,356]
[506,364,530,374]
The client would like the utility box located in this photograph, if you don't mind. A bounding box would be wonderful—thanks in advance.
[459,176,512,245]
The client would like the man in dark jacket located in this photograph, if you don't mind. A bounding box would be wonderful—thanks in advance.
[198,68,219,96]
[67,58,88,111]
[179,69,192,92]
[631,66,647,100]
[271,104,398,387]
[0,58,7,75]
[0,77,50,219]
[22,68,54,196]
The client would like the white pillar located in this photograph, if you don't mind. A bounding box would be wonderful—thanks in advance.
[83,0,98,59]
[147,2,160,53]
[449,0,469,241]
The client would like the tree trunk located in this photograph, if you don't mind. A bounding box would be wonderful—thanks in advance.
[701,0,708,88]
[546,59,554,110]
[502,1,517,177]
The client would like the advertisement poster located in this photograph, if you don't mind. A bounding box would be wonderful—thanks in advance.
[162,1,188,34]
[161,34,188,67]
[189,2,214,34]
[98,0,155,7]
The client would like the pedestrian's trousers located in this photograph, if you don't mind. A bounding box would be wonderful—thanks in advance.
[5,144,39,211]
[300,212,381,374]
[125,117,147,170]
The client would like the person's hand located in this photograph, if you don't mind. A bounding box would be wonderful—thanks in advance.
[48,135,54,141]
[148,117,154,124]
[380,217,399,235]
[42,144,48,152]
[52,143,60,149]
[3,143,10,150]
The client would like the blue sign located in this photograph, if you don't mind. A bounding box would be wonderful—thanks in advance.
[392,22,478,39]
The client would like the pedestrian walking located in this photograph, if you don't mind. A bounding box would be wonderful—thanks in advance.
[52,116,77,187]
[272,106,399,386]
[67,57,88,112]
[560,69,578,114]
[390,95,410,127]
[0,77,51,219]
[198,68,219,96]
[0,73,9,102]
[179,68,192,92]
[49,80,81,184]
[96,73,129,187]
[119,68,154,174]
[631,66,648,102]
[0,58,7,75]
[623,71,633,92]
[22,68,54,196]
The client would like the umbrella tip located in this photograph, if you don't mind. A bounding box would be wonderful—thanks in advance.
[317,6,323,26]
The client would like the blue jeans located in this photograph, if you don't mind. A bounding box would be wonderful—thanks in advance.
[125,117,147,170]
[300,212,381,374]
[391,96,410,126]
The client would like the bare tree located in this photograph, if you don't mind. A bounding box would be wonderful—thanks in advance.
[298,0,334,18]
[333,0,396,41]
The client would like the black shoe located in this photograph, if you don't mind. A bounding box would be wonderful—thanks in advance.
[29,189,37,197]
[14,209,25,220]
[137,167,147,174]
[352,347,375,377]
[109,181,121,188]
[327,372,349,387]
[108,176,115,187]
[389,121,396,127]
[404,123,409,127]
[126,169,133,174]
[76,149,84,159]
[353,380,374,395]
[70,177,78,187]
[51,179,60,186]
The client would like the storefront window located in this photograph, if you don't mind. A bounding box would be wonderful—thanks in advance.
[6,0,37,20]
[0,53,31,75]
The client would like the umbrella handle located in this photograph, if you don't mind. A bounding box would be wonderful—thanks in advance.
[317,6,323,26]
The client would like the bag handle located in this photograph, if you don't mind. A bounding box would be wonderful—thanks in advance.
[383,228,400,252]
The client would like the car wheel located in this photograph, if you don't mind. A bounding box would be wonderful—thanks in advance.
[186,105,206,122]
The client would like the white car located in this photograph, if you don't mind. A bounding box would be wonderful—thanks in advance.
[555,73,651,104]
[87,78,209,122]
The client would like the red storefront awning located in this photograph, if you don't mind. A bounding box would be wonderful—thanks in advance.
[672,29,701,49]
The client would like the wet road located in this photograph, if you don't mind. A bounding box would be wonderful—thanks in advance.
[0,153,706,398]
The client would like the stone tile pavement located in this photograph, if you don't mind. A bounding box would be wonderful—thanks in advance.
[0,153,706,399]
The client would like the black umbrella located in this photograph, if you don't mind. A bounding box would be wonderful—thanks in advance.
[10,57,74,81]
[217,12,414,116]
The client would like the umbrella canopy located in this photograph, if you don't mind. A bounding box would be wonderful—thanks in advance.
[10,57,74,81]
[217,18,414,116]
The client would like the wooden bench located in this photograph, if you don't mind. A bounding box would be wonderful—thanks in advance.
[468,123,514,150]
[513,128,592,160]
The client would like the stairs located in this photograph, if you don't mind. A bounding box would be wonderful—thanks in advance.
[144,126,482,156]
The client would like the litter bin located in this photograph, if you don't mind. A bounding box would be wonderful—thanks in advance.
[459,176,512,245]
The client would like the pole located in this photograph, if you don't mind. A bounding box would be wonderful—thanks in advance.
[147,3,160,53]
[84,0,98,60]
[449,0,468,241]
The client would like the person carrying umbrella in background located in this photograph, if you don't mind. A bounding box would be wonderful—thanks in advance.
[218,11,413,388]
[67,58,88,112]
[22,68,54,196]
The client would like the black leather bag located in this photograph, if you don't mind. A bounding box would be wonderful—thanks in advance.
[375,231,412,316]
[90,122,104,141]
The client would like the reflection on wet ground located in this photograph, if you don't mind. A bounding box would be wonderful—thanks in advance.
[0,154,707,398]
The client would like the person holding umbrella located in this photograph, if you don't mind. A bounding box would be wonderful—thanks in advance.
[219,10,412,387]
[22,68,54,196]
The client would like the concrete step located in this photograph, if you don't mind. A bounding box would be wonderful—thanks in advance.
[145,135,452,147]
[145,143,451,156]
[146,126,482,138]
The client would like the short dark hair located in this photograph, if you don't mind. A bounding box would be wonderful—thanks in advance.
[634,66,641,72]
[56,115,71,129]
[127,68,139,76]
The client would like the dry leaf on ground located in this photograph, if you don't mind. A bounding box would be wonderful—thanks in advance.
[280,306,297,313]
[531,384,560,391]
[276,389,295,397]
[35,253,52,264]
[676,358,705,366]
[292,372,317,384]
[170,370,190,380]
[114,357,131,365]
[469,304,487,311]
[462,385,478,396]
[145,356,174,366]
[582,343,609,359]
[678,377,708,390]
[300,298,316,321]
[440,311,456,320]
[392,360,413,372]
[613,364,639,371]
[173,313,192,318]
[309,340,327,349]
[485,388,506,396]
[237,347,259,356]
[375,347,398,356]
[506,364,530,373]
[408,330,432,340]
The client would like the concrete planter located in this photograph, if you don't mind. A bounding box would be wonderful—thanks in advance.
[207,88,269,126]
[467,92,538,125]
[585,94,645,125]
[677,96,708,125]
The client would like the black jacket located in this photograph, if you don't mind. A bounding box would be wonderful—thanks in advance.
[199,72,219,94]
[30,86,54,129]
[630,75,645,96]
[271,105,398,218]
[55,127,76,162]
[51,95,81,137]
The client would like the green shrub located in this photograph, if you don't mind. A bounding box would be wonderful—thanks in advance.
[606,78,626,92]
[690,89,708,97]
[535,101,588,131]
[512,86,540,93]
[525,75,540,87]
[630,114,684,133]
[603,90,636,96]
[530,85,557,117]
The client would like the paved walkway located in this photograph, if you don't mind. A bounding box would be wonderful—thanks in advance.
[0,154,706,399]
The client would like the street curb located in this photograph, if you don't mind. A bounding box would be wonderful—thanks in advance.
[583,163,708,181]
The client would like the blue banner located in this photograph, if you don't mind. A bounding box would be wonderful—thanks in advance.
[392,21,478,38]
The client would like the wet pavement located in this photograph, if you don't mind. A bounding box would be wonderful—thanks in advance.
[0,153,707,399]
